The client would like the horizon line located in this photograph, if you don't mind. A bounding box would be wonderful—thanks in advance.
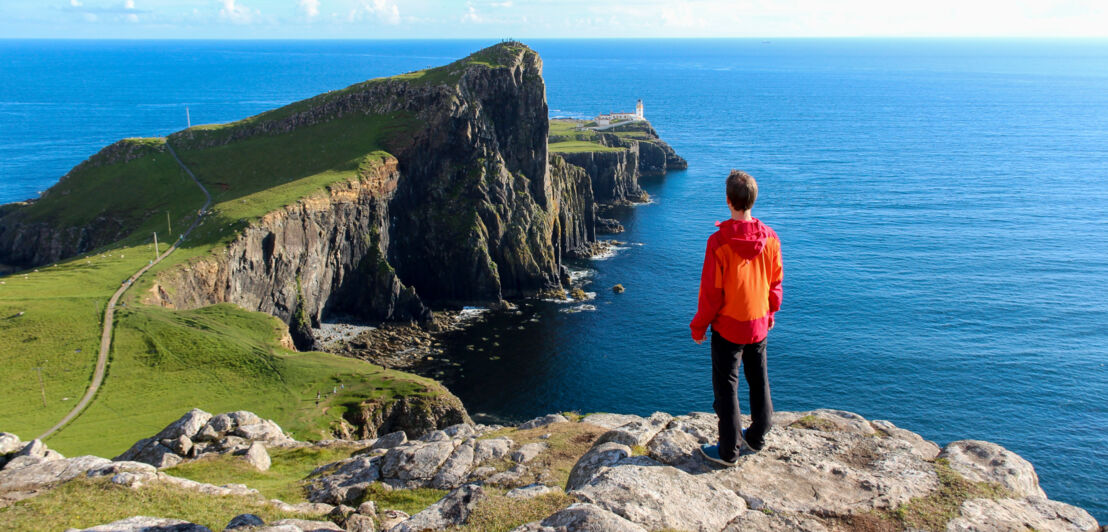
[3,36,1108,41]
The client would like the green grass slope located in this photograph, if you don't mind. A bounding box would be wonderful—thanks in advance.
[0,44,524,454]
[547,119,625,153]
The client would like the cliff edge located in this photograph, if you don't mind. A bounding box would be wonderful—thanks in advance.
[0,408,1099,531]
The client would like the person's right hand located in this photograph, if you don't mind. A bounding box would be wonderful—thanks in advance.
[692,331,705,344]
[768,315,775,330]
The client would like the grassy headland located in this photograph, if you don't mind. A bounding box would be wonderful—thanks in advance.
[0,46,496,456]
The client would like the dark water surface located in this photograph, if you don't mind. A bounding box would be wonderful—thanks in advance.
[1,39,1105,519]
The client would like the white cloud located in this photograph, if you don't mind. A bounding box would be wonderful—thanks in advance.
[490,1,513,7]
[660,1,705,28]
[298,0,319,19]
[219,0,257,24]
[349,0,400,25]
[124,0,134,9]
[69,0,83,6]
[127,12,138,21]
[461,2,481,23]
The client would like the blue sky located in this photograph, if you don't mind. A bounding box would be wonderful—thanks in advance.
[2,0,1107,39]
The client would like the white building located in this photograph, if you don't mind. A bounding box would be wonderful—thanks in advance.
[595,100,644,127]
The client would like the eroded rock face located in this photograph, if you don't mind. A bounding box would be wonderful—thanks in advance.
[947,497,1099,532]
[573,460,747,531]
[939,439,1046,498]
[0,455,112,505]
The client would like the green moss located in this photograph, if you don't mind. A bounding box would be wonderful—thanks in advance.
[879,458,1014,531]
[790,414,838,432]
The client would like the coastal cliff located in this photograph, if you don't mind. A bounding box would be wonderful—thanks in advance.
[0,138,177,271]
[0,43,686,348]
[550,119,688,206]
[148,43,612,345]
[1,407,1099,531]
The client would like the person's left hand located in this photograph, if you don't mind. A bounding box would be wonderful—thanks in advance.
[692,332,705,344]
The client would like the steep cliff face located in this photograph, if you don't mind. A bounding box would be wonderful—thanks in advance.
[146,157,427,348]
[147,43,602,343]
[552,121,687,206]
[557,148,645,206]
[549,154,597,262]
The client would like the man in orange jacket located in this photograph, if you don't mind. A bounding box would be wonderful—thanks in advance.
[690,169,783,466]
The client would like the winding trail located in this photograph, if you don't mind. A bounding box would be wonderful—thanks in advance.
[38,142,210,441]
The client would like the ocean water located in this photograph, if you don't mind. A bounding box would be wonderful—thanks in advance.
[1,39,1105,520]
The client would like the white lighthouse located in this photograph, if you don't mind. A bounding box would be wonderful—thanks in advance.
[592,100,646,127]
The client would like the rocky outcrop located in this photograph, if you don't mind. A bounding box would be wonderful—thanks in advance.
[114,409,295,468]
[6,407,1102,532]
[338,393,472,441]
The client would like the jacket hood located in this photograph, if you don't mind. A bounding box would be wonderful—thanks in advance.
[716,218,769,259]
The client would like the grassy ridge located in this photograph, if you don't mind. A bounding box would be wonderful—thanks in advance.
[0,61,438,454]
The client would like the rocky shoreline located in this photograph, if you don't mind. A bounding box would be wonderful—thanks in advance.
[1,407,1100,531]
[324,238,622,378]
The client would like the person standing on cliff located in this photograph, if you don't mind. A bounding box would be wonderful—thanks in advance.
[691,170,783,467]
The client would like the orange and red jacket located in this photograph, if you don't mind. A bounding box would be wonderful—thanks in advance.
[690,218,783,344]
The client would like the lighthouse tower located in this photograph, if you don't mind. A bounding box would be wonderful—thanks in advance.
[636,99,644,119]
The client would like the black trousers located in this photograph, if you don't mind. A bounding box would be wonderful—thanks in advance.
[711,331,773,461]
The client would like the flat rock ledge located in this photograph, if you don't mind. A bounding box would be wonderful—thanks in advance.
[4,409,1102,532]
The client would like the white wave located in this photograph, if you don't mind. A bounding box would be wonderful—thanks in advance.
[560,304,597,313]
[592,244,629,261]
[567,267,595,282]
[458,306,489,320]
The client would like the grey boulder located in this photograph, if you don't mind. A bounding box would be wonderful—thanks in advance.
[511,502,647,532]
[389,484,486,532]
[65,516,211,531]
[241,441,271,471]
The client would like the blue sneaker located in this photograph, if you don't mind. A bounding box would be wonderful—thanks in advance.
[699,444,738,467]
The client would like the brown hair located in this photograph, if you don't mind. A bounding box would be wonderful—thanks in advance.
[726,169,758,211]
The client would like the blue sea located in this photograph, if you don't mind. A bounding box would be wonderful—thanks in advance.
[1,39,1105,520]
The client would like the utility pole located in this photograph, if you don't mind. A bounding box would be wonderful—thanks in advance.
[186,106,191,128]
[33,365,46,407]
[166,211,172,237]
[153,232,159,259]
